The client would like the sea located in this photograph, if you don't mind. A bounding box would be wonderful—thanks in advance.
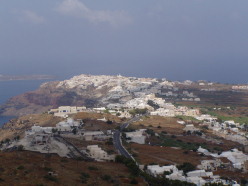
[0,80,48,127]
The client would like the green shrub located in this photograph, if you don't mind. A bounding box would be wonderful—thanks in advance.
[81,172,90,183]
[17,165,24,170]
[177,163,195,174]
[44,167,53,172]
[88,166,98,171]
[101,174,111,181]
[44,175,58,182]
[130,178,138,184]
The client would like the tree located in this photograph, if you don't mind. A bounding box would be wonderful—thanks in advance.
[107,120,113,124]
[177,163,195,174]
[52,128,58,134]
[72,128,77,135]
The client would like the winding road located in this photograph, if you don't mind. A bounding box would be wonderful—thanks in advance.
[113,116,141,159]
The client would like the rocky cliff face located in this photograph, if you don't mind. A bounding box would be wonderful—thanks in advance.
[0,74,174,116]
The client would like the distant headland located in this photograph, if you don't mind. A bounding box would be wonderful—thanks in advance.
[0,74,55,81]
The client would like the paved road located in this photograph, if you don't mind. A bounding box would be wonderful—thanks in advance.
[113,130,132,158]
[113,116,142,159]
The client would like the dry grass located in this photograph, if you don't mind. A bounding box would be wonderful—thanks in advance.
[64,137,116,154]
[214,169,248,182]
[132,115,184,134]
[128,143,209,166]
[74,112,124,123]
[0,151,146,186]
[0,114,62,141]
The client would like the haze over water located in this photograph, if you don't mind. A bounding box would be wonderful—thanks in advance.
[1,0,248,84]
[0,80,47,126]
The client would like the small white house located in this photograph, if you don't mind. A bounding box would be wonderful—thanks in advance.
[147,165,178,177]
[125,129,146,144]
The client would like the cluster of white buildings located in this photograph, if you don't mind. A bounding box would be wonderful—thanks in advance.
[151,105,199,118]
[56,118,81,132]
[146,164,237,186]
[198,147,248,171]
[55,74,202,114]
[199,116,248,145]
[232,85,248,90]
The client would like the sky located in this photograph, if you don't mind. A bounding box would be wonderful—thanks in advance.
[0,0,248,83]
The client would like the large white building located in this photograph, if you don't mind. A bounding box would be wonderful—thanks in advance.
[50,106,86,117]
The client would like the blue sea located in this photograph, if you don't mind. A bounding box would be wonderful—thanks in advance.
[0,80,48,127]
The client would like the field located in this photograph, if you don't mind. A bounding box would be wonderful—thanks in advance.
[0,151,146,186]
[127,143,208,166]
[74,112,125,123]
[132,115,184,134]
[0,114,63,142]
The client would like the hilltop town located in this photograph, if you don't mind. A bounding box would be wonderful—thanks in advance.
[0,74,248,185]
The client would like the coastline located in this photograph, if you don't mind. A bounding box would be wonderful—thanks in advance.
[0,115,15,127]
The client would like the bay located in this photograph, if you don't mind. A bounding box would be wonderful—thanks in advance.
[0,80,48,126]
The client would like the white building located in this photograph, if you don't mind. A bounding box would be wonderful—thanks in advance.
[87,145,115,161]
[125,129,147,144]
[56,118,80,132]
[197,159,222,171]
[52,106,86,117]
[31,125,53,134]
[147,165,179,177]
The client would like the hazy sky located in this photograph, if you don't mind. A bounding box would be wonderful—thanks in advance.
[0,0,248,83]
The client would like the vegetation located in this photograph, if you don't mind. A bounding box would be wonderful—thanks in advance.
[177,163,195,174]
[101,174,112,181]
[88,166,98,171]
[16,165,25,170]
[106,120,113,124]
[44,175,58,182]
[204,183,225,186]
[130,178,138,184]
[52,128,58,133]
[17,145,24,151]
[147,100,160,110]
[201,110,248,124]
[176,115,199,122]
[160,135,208,151]
[129,108,147,116]
[141,172,195,186]
[80,172,90,184]
[146,129,155,136]
[115,155,140,176]
[14,136,20,141]
[115,155,194,186]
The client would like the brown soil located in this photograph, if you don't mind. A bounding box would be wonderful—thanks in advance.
[128,143,210,166]
[0,151,146,186]
[0,114,63,141]
[132,116,184,134]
